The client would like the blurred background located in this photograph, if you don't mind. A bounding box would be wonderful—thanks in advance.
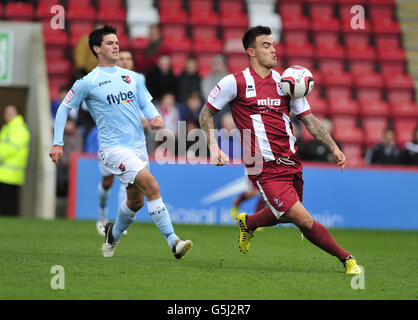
[0,0,417,225]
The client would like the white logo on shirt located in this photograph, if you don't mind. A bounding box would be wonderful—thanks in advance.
[257,98,281,106]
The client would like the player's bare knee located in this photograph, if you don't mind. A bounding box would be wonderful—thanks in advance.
[102,175,114,190]
[126,198,144,212]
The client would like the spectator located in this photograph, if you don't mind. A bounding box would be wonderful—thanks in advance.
[135,25,170,74]
[177,56,201,103]
[365,127,401,165]
[400,126,418,166]
[201,54,228,99]
[299,118,342,163]
[0,105,30,216]
[57,117,83,196]
[156,93,180,134]
[146,54,178,101]
[183,91,203,125]
[51,86,78,125]
[73,22,104,79]
[218,112,242,160]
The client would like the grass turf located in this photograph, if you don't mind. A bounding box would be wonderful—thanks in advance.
[0,217,417,300]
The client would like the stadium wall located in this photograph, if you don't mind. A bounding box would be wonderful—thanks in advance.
[0,22,55,218]
[68,154,418,230]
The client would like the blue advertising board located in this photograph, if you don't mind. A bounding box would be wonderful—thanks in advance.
[70,155,418,230]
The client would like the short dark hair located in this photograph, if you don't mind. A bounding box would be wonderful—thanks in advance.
[242,26,272,50]
[88,25,117,57]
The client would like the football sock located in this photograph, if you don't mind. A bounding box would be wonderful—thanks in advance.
[246,206,280,231]
[147,197,179,248]
[301,220,351,261]
[98,182,111,221]
[112,201,136,241]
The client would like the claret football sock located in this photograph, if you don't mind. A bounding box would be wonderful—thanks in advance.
[147,197,179,248]
[246,206,280,231]
[112,201,136,241]
[301,220,351,261]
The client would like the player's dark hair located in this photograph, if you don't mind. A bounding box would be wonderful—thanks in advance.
[242,26,272,50]
[89,25,117,57]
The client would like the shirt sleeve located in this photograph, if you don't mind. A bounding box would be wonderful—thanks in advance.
[135,73,160,119]
[289,97,312,119]
[52,103,71,146]
[62,78,90,109]
[206,74,237,113]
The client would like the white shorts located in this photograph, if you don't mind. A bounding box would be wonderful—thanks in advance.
[99,144,149,188]
[98,152,113,177]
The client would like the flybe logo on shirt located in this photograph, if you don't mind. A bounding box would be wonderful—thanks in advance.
[257,98,281,106]
[106,91,134,105]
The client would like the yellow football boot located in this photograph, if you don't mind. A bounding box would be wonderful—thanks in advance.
[343,256,362,274]
[237,213,254,254]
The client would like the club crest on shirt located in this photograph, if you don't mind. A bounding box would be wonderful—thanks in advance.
[119,163,126,172]
[273,196,283,208]
[122,75,131,84]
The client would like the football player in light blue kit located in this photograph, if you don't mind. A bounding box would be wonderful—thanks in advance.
[95,50,148,236]
[49,26,193,259]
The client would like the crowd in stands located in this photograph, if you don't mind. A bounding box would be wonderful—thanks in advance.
[48,22,418,196]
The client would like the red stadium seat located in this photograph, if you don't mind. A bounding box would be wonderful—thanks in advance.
[356,88,383,103]
[394,119,418,147]
[278,2,304,17]
[315,42,345,60]
[377,46,406,64]
[159,0,183,11]
[287,57,314,71]
[97,6,126,32]
[283,41,314,59]
[192,27,222,54]
[352,72,384,89]
[227,54,249,74]
[309,2,335,19]
[328,97,359,117]
[321,70,353,88]
[311,16,340,33]
[344,33,370,47]
[66,1,95,21]
[282,15,310,31]
[384,73,415,91]
[372,19,401,35]
[387,89,414,104]
[318,59,344,73]
[43,28,69,59]
[369,5,394,22]
[69,22,94,47]
[159,9,187,25]
[219,0,244,13]
[283,30,309,44]
[223,27,247,41]
[306,92,328,116]
[326,86,352,100]
[219,11,248,29]
[116,32,130,50]
[312,31,339,46]
[363,117,389,147]
[359,99,390,119]
[349,60,375,75]
[189,1,218,27]
[390,101,418,119]
[380,61,406,76]
[97,0,123,8]
[4,2,34,21]
[343,143,364,166]
[346,43,376,62]
[162,25,191,52]
[197,53,221,77]
[171,52,188,76]
[131,37,149,52]
[332,115,358,128]
[333,126,363,145]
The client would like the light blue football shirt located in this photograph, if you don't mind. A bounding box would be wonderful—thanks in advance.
[60,65,159,149]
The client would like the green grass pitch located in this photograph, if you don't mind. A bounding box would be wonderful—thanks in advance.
[0,217,417,300]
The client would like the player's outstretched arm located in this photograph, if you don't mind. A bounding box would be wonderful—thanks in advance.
[300,113,346,172]
[49,103,71,165]
[199,104,229,166]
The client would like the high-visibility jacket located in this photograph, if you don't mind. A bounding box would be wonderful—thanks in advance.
[0,115,30,186]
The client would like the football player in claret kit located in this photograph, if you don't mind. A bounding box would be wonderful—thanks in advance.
[49,26,192,259]
[199,26,361,274]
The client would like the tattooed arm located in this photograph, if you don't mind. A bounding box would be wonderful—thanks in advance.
[300,113,346,172]
[199,104,229,166]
